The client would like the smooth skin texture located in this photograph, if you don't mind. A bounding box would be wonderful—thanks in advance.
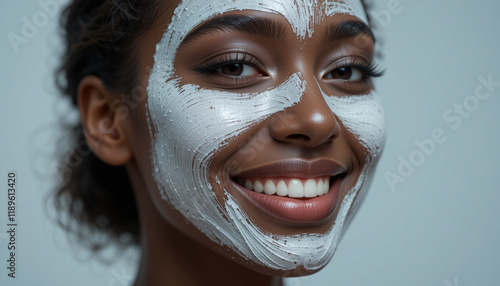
[78,1,380,285]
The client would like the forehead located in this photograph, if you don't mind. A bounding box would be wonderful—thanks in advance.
[169,0,368,40]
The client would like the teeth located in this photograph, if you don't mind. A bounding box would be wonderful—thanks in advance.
[264,180,276,195]
[244,180,253,191]
[241,177,330,198]
[276,181,287,196]
[288,179,304,198]
[254,180,264,193]
[317,178,324,196]
[304,179,317,197]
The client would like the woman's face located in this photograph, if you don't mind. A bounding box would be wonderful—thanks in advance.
[131,0,385,277]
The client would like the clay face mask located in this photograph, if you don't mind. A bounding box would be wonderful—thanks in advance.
[146,0,385,271]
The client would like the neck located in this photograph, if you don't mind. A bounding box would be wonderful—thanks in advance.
[127,161,281,286]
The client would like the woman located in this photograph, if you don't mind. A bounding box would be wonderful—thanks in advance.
[55,0,385,285]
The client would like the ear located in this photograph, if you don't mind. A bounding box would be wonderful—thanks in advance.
[78,75,132,166]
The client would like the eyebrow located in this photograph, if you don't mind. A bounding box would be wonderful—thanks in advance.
[181,16,375,46]
[323,21,376,43]
[181,15,288,45]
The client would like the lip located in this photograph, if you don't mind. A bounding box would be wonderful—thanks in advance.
[232,158,346,178]
[230,159,346,224]
[232,176,343,224]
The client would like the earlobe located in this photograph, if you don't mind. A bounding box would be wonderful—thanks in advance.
[78,75,133,166]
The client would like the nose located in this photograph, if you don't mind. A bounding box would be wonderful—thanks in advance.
[269,79,340,147]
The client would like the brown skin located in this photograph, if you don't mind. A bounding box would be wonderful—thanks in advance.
[78,3,375,286]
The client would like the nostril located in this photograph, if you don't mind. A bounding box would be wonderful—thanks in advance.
[286,134,311,141]
[326,133,337,142]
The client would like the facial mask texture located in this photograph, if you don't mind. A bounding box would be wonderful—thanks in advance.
[146,0,384,270]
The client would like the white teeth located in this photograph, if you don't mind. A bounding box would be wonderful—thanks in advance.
[288,179,304,198]
[264,180,276,195]
[254,180,264,193]
[240,177,332,198]
[317,178,324,196]
[304,179,317,198]
[276,181,288,196]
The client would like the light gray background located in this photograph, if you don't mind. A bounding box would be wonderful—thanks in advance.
[1,0,499,285]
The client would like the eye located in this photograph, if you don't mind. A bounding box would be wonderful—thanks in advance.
[216,63,260,77]
[324,67,363,81]
[321,58,384,93]
[322,58,384,84]
[193,53,269,88]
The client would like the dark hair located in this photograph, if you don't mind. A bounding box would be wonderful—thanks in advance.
[54,0,372,252]
[54,0,169,251]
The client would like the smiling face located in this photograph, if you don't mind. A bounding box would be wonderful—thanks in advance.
[139,0,385,276]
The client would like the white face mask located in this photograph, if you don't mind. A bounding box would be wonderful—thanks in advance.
[146,0,385,271]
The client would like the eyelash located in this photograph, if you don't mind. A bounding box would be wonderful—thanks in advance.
[326,58,385,80]
[194,53,265,81]
[194,54,384,85]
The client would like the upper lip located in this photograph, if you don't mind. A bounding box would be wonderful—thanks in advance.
[231,158,346,178]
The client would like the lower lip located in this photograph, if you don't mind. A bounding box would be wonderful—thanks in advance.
[232,177,342,224]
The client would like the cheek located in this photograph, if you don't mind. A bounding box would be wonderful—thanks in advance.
[322,91,386,159]
[146,73,306,205]
[145,73,306,263]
